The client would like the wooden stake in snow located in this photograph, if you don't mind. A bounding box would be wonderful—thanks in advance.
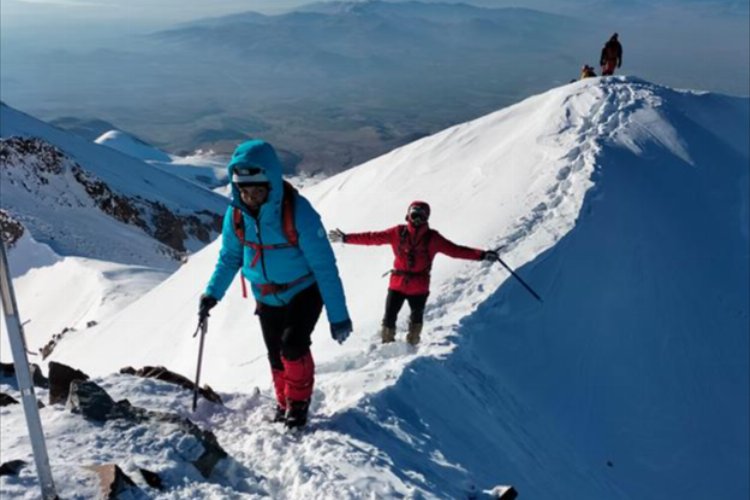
[0,241,57,499]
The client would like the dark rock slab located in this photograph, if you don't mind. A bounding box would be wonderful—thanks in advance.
[0,460,26,476]
[120,365,222,405]
[48,361,89,405]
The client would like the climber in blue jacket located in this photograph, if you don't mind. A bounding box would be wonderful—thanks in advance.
[200,139,352,428]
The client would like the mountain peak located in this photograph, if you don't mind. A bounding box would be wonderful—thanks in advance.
[94,129,172,163]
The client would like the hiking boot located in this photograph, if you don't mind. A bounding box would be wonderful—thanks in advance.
[285,399,310,429]
[381,326,396,344]
[406,322,422,346]
[272,405,286,423]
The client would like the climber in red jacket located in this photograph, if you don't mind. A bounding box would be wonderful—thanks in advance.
[328,201,498,345]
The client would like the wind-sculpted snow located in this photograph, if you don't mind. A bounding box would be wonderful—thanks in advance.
[1,78,747,499]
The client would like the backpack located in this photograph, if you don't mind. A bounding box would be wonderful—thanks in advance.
[232,180,301,297]
[397,225,433,274]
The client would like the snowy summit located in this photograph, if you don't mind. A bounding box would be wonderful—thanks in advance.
[1,77,748,499]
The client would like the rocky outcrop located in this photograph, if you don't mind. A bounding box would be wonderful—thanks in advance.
[1,136,222,260]
[72,167,148,231]
[0,137,64,175]
[0,460,26,477]
[120,365,223,405]
[0,393,19,406]
[1,362,50,389]
[39,326,78,360]
[84,464,143,499]
[67,378,228,479]
[0,209,24,248]
[48,361,90,405]
[138,468,163,490]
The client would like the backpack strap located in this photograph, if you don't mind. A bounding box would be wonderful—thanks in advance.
[281,181,299,246]
[231,183,301,298]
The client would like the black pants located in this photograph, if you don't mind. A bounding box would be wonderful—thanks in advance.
[257,284,323,370]
[382,289,428,329]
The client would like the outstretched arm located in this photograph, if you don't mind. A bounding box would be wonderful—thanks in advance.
[433,231,485,261]
[329,227,396,246]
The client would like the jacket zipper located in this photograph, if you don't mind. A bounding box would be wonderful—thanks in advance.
[252,215,270,282]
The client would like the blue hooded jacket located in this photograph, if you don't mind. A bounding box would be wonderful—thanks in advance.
[205,140,350,325]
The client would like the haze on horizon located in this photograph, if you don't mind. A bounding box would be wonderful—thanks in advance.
[1,0,748,173]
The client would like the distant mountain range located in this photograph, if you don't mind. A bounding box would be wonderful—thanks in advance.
[2,0,745,177]
[151,1,585,173]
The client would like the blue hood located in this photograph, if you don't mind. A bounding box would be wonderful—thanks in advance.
[227,140,284,213]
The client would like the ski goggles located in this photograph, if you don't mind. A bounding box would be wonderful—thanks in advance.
[232,165,269,185]
[408,206,429,223]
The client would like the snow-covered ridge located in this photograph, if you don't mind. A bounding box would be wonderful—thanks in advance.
[2,77,748,499]
[95,129,172,162]
[0,102,226,223]
[94,129,229,190]
[0,136,220,266]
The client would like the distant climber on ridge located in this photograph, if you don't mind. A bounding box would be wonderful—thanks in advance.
[580,64,597,79]
[600,33,623,76]
[328,201,498,346]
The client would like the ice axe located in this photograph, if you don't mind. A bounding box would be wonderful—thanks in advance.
[492,249,543,303]
[192,316,208,412]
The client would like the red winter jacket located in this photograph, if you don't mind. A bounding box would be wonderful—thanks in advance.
[344,222,484,295]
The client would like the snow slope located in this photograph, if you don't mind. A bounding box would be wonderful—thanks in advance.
[1,103,226,216]
[1,104,227,365]
[94,129,173,162]
[0,230,169,363]
[95,129,228,189]
[2,77,748,499]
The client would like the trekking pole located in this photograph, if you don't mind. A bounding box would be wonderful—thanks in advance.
[192,317,208,412]
[493,252,543,303]
[0,241,57,499]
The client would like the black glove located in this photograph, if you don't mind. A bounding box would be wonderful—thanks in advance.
[199,294,218,320]
[481,250,499,262]
[330,319,353,344]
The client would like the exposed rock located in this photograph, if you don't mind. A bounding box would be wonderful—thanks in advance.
[67,380,118,422]
[66,379,228,479]
[0,209,24,248]
[0,362,15,378]
[39,326,78,360]
[48,361,89,405]
[0,137,64,174]
[0,362,49,389]
[149,411,228,478]
[30,363,49,388]
[0,393,19,406]
[86,320,98,328]
[85,464,143,499]
[0,460,27,476]
[138,468,163,490]
[72,166,148,231]
[1,136,222,261]
[150,202,188,252]
[119,365,223,405]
